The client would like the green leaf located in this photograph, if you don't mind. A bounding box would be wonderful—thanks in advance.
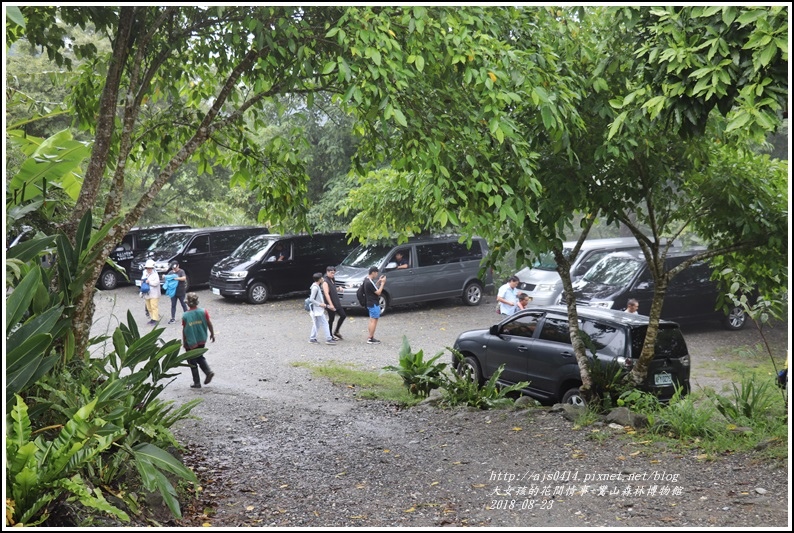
[6,267,42,330]
[414,55,424,71]
[322,61,336,75]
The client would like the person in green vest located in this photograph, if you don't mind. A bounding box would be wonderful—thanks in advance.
[182,292,216,388]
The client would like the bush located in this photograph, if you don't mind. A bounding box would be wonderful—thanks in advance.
[440,350,530,409]
[382,336,447,398]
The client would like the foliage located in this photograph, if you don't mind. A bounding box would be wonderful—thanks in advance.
[584,357,632,412]
[382,336,448,398]
[703,375,779,424]
[612,6,788,140]
[6,395,129,526]
[5,210,201,525]
[441,350,530,410]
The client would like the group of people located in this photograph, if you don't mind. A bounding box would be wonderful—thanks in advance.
[139,259,187,325]
[306,265,386,345]
[496,276,527,315]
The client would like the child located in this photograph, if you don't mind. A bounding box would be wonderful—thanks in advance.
[517,293,530,310]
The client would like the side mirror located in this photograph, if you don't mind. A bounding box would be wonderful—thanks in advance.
[384,261,397,271]
[186,248,197,254]
[636,281,652,290]
[489,325,500,336]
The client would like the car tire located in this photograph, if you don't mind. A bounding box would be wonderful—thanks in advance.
[98,268,119,290]
[459,356,484,386]
[723,306,747,330]
[378,294,389,315]
[561,387,586,407]
[462,281,484,306]
[247,282,269,304]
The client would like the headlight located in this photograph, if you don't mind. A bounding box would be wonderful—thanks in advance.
[588,300,615,309]
[346,282,361,289]
[227,271,248,279]
[680,354,690,367]
[154,261,170,272]
[536,283,557,292]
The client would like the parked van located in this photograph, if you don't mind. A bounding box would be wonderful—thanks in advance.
[333,235,494,314]
[132,226,268,289]
[514,237,643,306]
[568,249,747,330]
[99,224,190,290]
[209,232,357,304]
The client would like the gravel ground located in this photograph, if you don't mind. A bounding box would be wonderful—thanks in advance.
[90,286,791,528]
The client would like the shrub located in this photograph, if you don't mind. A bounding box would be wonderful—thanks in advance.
[383,336,447,398]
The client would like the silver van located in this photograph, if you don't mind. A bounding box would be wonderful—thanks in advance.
[333,235,494,314]
[514,237,642,306]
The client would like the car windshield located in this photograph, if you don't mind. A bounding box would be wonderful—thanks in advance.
[148,232,192,253]
[531,248,572,271]
[340,243,394,268]
[231,235,276,261]
[582,255,643,286]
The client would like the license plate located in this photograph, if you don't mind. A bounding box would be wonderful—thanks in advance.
[211,288,220,296]
[135,280,142,287]
[654,372,673,386]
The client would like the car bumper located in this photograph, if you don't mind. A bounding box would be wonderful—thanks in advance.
[209,280,246,297]
[337,288,365,308]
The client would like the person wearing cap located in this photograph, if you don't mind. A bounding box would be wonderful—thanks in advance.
[163,261,188,324]
[322,266,346,340]
[182,292,215,388]
[141,259,161,325]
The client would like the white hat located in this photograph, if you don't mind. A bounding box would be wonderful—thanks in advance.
[145,259,156,269]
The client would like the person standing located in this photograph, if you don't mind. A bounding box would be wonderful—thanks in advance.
[141,259,161,325]
[163,261,188,324]
[322,266,346,340]
[182,292,216,389]
[308,272,337,345]
[496,275,520,316]
[364,266,386,344]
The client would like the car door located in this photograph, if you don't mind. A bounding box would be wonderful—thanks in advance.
[525,314,578,395]
[180,233,211,284]
[382,246,416,303]
[662,260,716,322]
[482,312,542,385]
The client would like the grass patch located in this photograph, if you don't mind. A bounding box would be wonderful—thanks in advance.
[292,360,423,406]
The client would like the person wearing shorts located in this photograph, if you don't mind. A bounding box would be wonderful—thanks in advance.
[364,266,386,344]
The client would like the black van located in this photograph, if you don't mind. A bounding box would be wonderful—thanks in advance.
[99,224,190,290]
[569,249,747,330]
[209,232,357,304]
[131,226,269,289]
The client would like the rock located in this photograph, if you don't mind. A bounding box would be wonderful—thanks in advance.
[605,406,648,429]
[513,396,540,409]
[560,404,584,421]
[754,488,767,495]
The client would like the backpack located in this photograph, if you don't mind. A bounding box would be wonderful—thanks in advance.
[356,279,367,307]
[303,297,313,312]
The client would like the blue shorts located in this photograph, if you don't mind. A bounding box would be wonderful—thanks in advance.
[368,305,381,319]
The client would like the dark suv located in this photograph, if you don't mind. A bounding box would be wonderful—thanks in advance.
[568,249,747,330]
[99,224,190,290]
[451,305,691,406]
[209,232,358,304]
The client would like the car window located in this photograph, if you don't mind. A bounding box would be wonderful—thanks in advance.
[583,255,643,285]
[580,320,626,358]
[188,235,210,254]
[574,250,611,276]
[537,317,571,344]
[630,325,689,359]
[501,313,541,338]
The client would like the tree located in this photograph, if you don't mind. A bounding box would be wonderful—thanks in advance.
[9,6,554,358]
[341,6,788,397]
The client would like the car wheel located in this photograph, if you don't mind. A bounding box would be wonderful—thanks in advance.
[98,268,119,290]
[378,294,389,315]
[462,281,483,306]
[182,272,190,292]
[723,306,747,330]
[458,356,483,386]
[247,282,269,304]
[561,387,586,407]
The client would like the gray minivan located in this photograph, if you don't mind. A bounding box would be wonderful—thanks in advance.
[333,235,494,314]
[514,237,643,306]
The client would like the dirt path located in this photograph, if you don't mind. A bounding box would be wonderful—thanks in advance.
[90,287,790,527]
